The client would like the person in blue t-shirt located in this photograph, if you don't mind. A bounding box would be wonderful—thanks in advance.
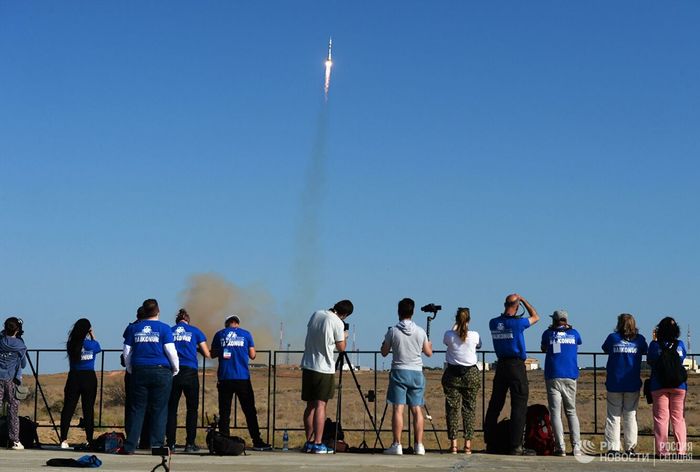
[647,316,688,456]
[211,315,271,451]
[59,318,102,449]
[540,310,582,456]
[601,313,648,454]
[165,309,210,452]
[484,293,540,456]
[121,299,179,454]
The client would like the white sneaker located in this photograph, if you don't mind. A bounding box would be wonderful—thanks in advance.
[384,443,403,455]
[414,443,425,455]
[573,446,583,456]
[60,441,70,449]
[12,441,24,450]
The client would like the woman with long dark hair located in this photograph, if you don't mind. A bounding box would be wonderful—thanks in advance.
[59,318,101,449]
[441,307,481,454]
[601,313,648,454]
[647,317,688,457]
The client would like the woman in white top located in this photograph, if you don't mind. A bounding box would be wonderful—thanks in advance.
[442,307,481,454]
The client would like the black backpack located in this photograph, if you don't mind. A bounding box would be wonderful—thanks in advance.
[0,415,39,448]
[206,430,246,456]
[656,340,688,388]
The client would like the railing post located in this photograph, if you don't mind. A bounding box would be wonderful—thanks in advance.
[272,350,277,448]
[267,350,272,444]
[593,353,598,434]
[98,350,105,427]
[200,356,206,427]
[34,350,40,422]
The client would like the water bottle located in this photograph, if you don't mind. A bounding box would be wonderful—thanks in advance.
[282,429,289,451]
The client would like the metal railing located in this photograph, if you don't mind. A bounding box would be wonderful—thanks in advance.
[23,349,698,446]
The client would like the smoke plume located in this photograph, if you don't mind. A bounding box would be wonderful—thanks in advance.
[179,273,279,349]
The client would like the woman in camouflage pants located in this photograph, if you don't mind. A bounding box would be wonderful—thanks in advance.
[442,308,481,454]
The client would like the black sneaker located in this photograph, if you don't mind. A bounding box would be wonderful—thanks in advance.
[252,441,272,451]
[509,447,536,456]
[184,444,200,453]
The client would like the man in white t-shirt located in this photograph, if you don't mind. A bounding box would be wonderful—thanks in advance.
[300,299,353,454]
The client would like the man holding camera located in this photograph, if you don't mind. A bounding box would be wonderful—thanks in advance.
[484,293,540,455]
[381,298,433,455]
[211,315,271,451]
[300,300,353,454]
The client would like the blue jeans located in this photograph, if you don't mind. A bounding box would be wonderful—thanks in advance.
[125,365,173,452]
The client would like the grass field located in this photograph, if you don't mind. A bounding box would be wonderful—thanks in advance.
[17,362,699,453]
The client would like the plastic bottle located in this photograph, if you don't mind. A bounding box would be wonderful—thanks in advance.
[282,429,289,451]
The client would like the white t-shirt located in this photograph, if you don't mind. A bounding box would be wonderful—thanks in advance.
[443,329,481,367]
[300,310,345,374]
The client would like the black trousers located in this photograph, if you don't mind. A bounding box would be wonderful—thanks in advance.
[484,358,529,451]
[166,366,200,446]
[60,370,97,443]
[217,379,262,444]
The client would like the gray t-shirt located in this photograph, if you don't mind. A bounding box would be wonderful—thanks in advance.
[301,309,344,374]
[384,319,427,371]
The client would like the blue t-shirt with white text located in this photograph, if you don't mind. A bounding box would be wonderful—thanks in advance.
[212,327,254,380]
[647,339,687,391]
[490,315,531,360]
[602,332,648,392]
[124,320,174,367]
[541,327,581,380]
[171,322,207,369]
[70,339,102,371]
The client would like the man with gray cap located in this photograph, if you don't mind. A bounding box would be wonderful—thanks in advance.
[540,310,582,456]
[211,315,271,450]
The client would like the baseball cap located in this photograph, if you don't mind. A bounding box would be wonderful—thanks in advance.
[225,315,241,326]
[551,310,568,323]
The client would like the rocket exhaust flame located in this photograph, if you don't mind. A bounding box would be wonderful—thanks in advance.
[324,37,333,100]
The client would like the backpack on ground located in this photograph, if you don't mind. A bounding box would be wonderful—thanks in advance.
[92,432,125,453]
[524,404,555,456]
[656,341,688,389]
[204,414,246,456]
[322,418,344,442]
[0,415,40,448]
[486,418,511,454]
[206,430,246,456]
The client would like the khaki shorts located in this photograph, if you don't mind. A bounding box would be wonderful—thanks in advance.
[301,369,335,402]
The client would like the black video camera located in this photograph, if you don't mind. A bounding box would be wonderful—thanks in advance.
[343,322,350,331]
[420,303,442,314]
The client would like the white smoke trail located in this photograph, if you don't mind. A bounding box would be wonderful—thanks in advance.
[324,59,332,101]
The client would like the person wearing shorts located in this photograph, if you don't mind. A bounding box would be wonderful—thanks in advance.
[381,298,432,455]
[300,300,353,454]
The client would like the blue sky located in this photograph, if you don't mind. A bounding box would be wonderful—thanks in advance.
[1,1,699,371]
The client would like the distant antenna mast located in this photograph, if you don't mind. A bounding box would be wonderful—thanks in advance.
[687,324,691,354]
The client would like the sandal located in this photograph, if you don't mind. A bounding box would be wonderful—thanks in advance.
[464,440,472,455]
[450,440,458,454]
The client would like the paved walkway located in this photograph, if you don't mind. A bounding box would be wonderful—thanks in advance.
[0,448,695,471]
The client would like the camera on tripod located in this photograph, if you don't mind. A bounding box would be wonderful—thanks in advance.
[420,303,442,314]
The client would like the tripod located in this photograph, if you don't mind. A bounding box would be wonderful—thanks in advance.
[334,351,384,452]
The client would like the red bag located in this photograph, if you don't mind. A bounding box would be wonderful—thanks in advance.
[524,404,555,455]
